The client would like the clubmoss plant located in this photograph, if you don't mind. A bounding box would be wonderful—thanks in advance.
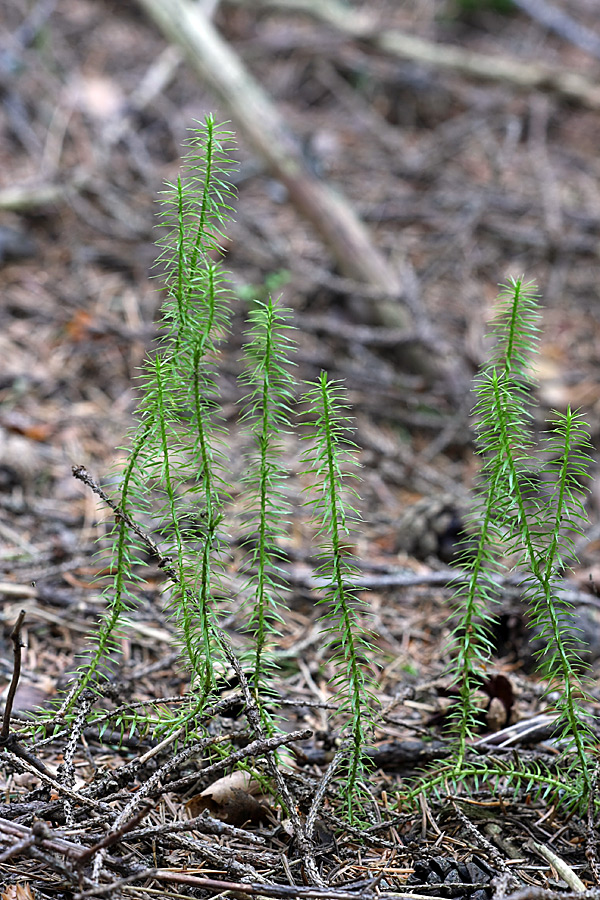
[35,116,595,817]
[62,118,235,716]
[238,298,296,726]
[404,277,597,810]
[45,116,377,808]
[301,372,377,812]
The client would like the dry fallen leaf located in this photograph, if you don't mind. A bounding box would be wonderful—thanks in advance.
[1,883,36,900]
[186,770,272,826]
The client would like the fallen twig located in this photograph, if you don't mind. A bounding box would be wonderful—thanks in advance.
[243,0,600,111]
[512,0,600,61]
[0,611,55,778]
[75,868,383,900]
[76,802,154,865]
[132,0,437,347]
[1,610,25,742]
[0,817,90,862]
[527,841,586,894]
[220,640,325,886]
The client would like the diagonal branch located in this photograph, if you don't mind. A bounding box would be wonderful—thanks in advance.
[244,0,600,111]
[134,0,412,332]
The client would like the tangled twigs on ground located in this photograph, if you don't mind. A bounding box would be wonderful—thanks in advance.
[586,762,600,884]
[451,802,520,892]
[306,741,350,842]
[0,817,88,867]
[2,750,115,815]
[163,727,313,793]
[221,640,325,886]
[77,801,154,864]
[72,464,326,885]
[74,868,380,900]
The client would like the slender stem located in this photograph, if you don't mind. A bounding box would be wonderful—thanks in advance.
[1,609,26,742]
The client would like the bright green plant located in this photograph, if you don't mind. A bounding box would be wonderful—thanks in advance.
[237,298,295,724]
[301,373,377,812]
[68,118,236,711]
[405,277,596,810]
[33,115,595,817]
[43,116,376,811]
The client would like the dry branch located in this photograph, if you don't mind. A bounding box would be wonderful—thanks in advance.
[247,0,600,111]
[0,181,73,212]
[512,0,600,62]
[1,610,25,742]
[135,0,410,328]
[0,817,90,862]
[75,869,382,900]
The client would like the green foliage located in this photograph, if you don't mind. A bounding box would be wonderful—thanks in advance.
[448,278,543,764]
[238,298,296,725]
[301,373,378,815]
[415,276,596,809]
[401,752,589,814]
[78,117,236,709]
[34,117,595,819]
[37,116,376,812]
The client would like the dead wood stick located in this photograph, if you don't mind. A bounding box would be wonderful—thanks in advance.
[511,0,600,62]
[0,182,68,211]
[76,867,381,900]
[0,817,89,861]
[244,0,600,111]
[77,802,154,864]
[502,892,600,900]
[0,609,54,777]
[0,171,89,212]
[1,610,25,741]
[134,0,407,326]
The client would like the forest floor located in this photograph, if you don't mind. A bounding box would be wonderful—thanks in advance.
[2,1,600,897]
